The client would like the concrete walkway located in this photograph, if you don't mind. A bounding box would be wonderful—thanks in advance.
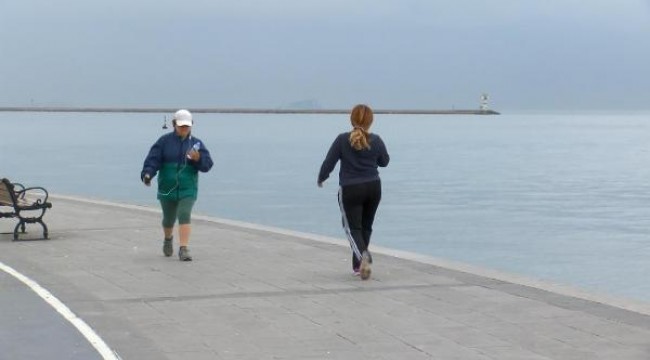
[1,196,650,359]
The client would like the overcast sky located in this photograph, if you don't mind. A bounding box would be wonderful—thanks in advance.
[1,1,649,112]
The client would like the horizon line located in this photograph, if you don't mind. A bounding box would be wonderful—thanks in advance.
[0,106,500,115]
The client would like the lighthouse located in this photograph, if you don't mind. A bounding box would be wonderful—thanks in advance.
[480,93,490,111]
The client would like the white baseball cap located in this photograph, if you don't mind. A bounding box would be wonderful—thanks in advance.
[173,109,193,127]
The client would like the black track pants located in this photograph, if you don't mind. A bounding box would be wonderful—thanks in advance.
[338,180,382,270]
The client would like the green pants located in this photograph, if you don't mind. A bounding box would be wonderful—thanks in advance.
[160,198,196,227]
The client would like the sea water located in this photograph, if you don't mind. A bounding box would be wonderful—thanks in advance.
[2,111,650,301]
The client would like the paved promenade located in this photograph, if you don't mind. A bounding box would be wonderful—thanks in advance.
[1,196,650,359]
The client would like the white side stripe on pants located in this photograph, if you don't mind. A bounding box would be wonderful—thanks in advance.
[338,187,362,261]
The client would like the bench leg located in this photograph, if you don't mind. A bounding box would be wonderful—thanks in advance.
[39,220,49,239]
[13,221,23,241]
[12,219,49,240]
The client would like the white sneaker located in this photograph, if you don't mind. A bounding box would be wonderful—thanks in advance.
[360,251,371,280]
[178,246,193,261]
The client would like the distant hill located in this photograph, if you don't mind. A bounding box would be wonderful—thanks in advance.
[280,99,322,110]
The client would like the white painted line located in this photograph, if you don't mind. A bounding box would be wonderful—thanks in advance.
[0,261,120,360]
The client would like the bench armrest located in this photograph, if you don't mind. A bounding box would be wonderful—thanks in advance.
[15,186,50,206]
[12,182,25,192]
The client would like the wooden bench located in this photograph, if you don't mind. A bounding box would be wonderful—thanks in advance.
[0,178,52,240]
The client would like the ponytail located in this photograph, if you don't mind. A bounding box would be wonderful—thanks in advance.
[349,126,370,150]
[349,104,373,150]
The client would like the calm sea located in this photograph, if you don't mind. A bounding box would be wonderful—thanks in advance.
[2,111,650,301]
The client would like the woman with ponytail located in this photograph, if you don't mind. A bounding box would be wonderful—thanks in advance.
[318,104,390,280]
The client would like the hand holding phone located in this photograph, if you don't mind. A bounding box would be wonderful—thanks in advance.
[187,142,201,160]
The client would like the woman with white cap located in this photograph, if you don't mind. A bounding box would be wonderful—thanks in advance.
[141,109,213,261]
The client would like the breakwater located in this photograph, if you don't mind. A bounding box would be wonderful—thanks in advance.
[0,106,499,115]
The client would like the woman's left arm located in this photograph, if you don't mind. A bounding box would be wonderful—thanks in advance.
[193,142,214,172]
[376,136,390,167]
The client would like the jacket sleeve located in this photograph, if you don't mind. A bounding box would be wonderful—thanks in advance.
[376,136,390,168]
[318,135,342,183]
[141,138,163,180]
[192,141,214,173]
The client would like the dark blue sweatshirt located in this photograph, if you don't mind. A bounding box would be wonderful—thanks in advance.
[318,132,390,186]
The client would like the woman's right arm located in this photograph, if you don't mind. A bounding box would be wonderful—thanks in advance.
[317,136,342,185]
[141,138,163,180]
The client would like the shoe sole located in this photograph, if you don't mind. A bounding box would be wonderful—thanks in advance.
[360,252,371,280]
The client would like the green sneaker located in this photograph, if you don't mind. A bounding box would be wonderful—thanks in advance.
[163,237,173,257]
[179,246,193,261]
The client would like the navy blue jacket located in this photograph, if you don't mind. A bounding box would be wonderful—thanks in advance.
[141,132,213,200]
[318,132,390,186]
